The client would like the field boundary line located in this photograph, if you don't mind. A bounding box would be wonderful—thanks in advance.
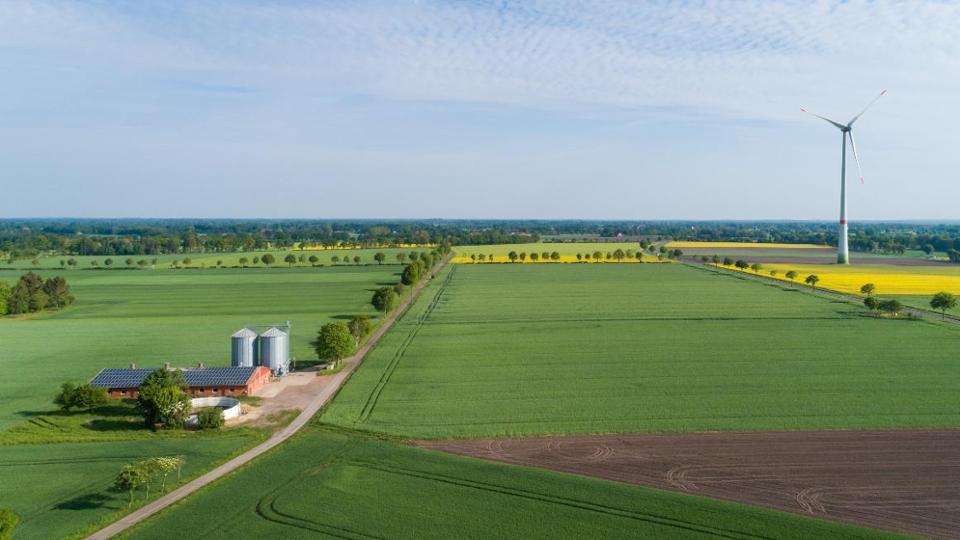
[85,257,450,540]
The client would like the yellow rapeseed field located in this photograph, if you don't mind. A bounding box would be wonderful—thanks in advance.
[735,263,960,295]
[666,241,829,249]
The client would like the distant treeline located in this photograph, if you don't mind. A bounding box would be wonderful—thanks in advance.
[0,219,537,259]
[2,219,960,261]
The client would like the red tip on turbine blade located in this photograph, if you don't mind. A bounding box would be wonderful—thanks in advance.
[860,176,865,184]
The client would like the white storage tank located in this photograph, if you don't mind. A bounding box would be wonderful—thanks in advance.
[231,328,258,367]
[259,327,289,375]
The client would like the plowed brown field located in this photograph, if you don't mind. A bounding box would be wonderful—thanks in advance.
[419,430,960,539]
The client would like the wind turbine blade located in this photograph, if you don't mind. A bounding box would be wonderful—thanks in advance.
[847,132,865,184]
[800,107,846,130]
[847,90,887,127]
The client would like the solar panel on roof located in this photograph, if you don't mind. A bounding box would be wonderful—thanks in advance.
[90,367,258,388]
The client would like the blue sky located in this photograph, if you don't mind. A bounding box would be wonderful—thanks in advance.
[2,0,959,219]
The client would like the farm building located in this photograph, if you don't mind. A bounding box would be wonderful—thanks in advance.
[90,366,271,398]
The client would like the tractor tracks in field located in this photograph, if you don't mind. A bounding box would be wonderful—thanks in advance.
[356,265,456,425]
[350,460,777,540]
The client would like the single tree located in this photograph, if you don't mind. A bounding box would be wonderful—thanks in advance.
[284,254,297,267]
[592,251,603,262]
[722,257,734,266]
[613,249,625,262]
[331,255,340,264]
[711,255,721,265]
[635,252,643,262]
[308,255,319,266]
[148,456,180,492]
[125,258,134,267]
[67,258,77,268]
[864,296,880,312]
[104,258,114,267]
[137,369,190,429]
[879,299,903,317]
[576,253,582,261]
[508,251,518,263]
[371,287,399,314]
[735,260,749,270]
[550,251,560,261]
[315,322,356,363]
[216,260,223,268]
[805,274,820,290]
[930,291,957,320]
[347,314,373,346]
[353,255,361,265]
[860,283,876,296]
[769,270,778,277]
[114,464,148,508]
[402,263,421,285]
[374,252,386,265]
[396,253,407,264]
[529,252,539,262]
[182,257,192,266]
[519,252,527,262]
[261,253,275,266]
[750,262,763,273]
[239,257,249,267]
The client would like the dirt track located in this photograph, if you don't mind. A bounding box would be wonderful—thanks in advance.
[419,430,960,539]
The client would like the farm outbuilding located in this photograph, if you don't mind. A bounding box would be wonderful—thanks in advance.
[90,366,271,398]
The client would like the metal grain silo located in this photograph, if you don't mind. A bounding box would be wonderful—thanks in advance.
[259,327,289,375]
[231,328,258,367]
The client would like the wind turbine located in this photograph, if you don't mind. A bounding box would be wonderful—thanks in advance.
[801,90,885,264]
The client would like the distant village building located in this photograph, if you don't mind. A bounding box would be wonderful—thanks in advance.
[89,366,271,398]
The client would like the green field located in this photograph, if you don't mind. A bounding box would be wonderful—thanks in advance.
[323,263,960,438]
[0,266,399,429]
[123,427,894,540]
[0,434,257,539]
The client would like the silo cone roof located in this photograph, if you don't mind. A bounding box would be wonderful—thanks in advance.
[232,328,258,338]
[260,327,287,337]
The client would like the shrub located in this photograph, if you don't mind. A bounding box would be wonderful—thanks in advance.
[197,407,224,429]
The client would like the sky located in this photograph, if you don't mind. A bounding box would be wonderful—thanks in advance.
[2,0,959,220]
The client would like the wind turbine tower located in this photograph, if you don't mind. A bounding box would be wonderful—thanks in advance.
[801,90,885,264]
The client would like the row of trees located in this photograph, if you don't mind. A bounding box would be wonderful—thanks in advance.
[313,248,450,365]
[0,272,74,315]
[113,456,186,507]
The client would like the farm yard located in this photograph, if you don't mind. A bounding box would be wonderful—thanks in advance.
[122,426,892,540]
[322,263,960,439]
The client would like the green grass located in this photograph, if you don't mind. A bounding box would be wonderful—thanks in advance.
[123,426,897,540]
[0,265,400,430]
[0,434,257,540]
[323,263,960,438]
